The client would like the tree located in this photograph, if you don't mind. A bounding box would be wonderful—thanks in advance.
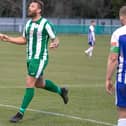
[0,0,126,18]
[0,0,22,17]
[111,0,126,18]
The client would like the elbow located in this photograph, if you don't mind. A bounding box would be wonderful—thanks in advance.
[23,41,27,45]
[111,59,118,64]
[22,38,27,45]
[110,55,118,64]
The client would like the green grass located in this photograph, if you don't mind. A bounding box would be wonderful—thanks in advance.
[0,34,117,126]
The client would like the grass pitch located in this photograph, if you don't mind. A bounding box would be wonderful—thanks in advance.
[0,34,117,126]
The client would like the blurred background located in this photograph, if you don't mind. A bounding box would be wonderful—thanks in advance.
[0,0,125,34]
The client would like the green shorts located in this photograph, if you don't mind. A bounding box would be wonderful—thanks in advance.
[27,58,48,78]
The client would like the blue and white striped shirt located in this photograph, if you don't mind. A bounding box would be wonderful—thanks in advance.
[88,25,95,43]
[111,25,126,83]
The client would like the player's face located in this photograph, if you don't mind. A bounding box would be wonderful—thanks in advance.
[28,2,41,17]
[92,22,96,26]
[119,15,126,25]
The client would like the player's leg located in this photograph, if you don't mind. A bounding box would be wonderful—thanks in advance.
[85,46,90,54]
[116,82,126,126]
[10,75,37,123]
[34,59,62,95]
[89,46,94,57]
[117,108,126,126]
[35,77,61,94]
[88,41,95,57]
[19,75,36,113]
[10,59,40,123]
[35,76,69,104]
[85,42,93,56]
[34,58,68,104]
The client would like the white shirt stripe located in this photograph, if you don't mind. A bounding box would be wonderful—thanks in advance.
[117,56,123,83]
[23,20,31,37]
[45,23,56,39]
[29,23,36,59]
[34,18,47,59]
[36,57,47,78]
[124,73,126,84]
[118,73,122,82]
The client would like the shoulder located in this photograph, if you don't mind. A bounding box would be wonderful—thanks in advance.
[111,26,126,42]
[89,25,93,29]
[112,25,126,37]
[39,18,48,24]
[26,19,32,25]
[24,19,32,30]
[89,25,94,31]
[41,18,54,27]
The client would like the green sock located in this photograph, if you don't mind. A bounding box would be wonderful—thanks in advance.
[44,80,62,95]
[19,88,34,114]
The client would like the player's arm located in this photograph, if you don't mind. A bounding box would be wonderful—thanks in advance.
[106,52,118,94]
[45,23,59,49]
[106,42,119,95]
[0,34,26,45]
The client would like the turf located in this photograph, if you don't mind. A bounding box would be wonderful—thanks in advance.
[0,33,117,126]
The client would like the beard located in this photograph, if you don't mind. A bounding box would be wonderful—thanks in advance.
[27,10,37,18]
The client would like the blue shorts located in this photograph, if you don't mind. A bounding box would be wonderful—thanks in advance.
[88,41,95,46]
[116,82,126,107]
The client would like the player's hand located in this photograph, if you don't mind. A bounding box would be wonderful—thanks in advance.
[0,34,9,41]
[0,33,4,40]
[3,35,9,41]
[49,41,59,49]
[105,79,114,95]
[49,37,59,49]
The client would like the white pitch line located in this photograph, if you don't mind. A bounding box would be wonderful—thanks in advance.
[0,103,116,126]
[0,84,104,88]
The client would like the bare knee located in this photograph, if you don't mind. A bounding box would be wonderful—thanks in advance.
[118,107,126,118]
[26,76,37,88]
[35,77,45,88]
[35,83,45,88]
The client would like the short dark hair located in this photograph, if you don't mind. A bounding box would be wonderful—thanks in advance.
[30,0,44,14]
[91,20,95,23]
[119,6,126,16]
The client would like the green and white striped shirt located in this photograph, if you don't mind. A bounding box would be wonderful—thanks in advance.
[23,17,56,60]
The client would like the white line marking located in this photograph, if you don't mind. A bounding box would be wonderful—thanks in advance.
[0,104,116,126]
[0,84,104,88]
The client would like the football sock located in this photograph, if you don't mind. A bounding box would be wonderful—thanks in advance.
[19,88,34,114]
[85,47,93,53]
[89,47,93,52]
[89,47,93,56]
[85,48,90,53]
[118,118,126,126]
[89,51,93,57]
[44,80,62,95]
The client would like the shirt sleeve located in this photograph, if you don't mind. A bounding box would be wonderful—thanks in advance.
[45,22,56,39]
[110,31,119,53]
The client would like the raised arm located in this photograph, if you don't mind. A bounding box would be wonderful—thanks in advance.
[0,34,26,45]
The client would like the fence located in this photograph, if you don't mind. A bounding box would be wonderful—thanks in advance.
[0,18,121,34]
[55,24,120,34]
